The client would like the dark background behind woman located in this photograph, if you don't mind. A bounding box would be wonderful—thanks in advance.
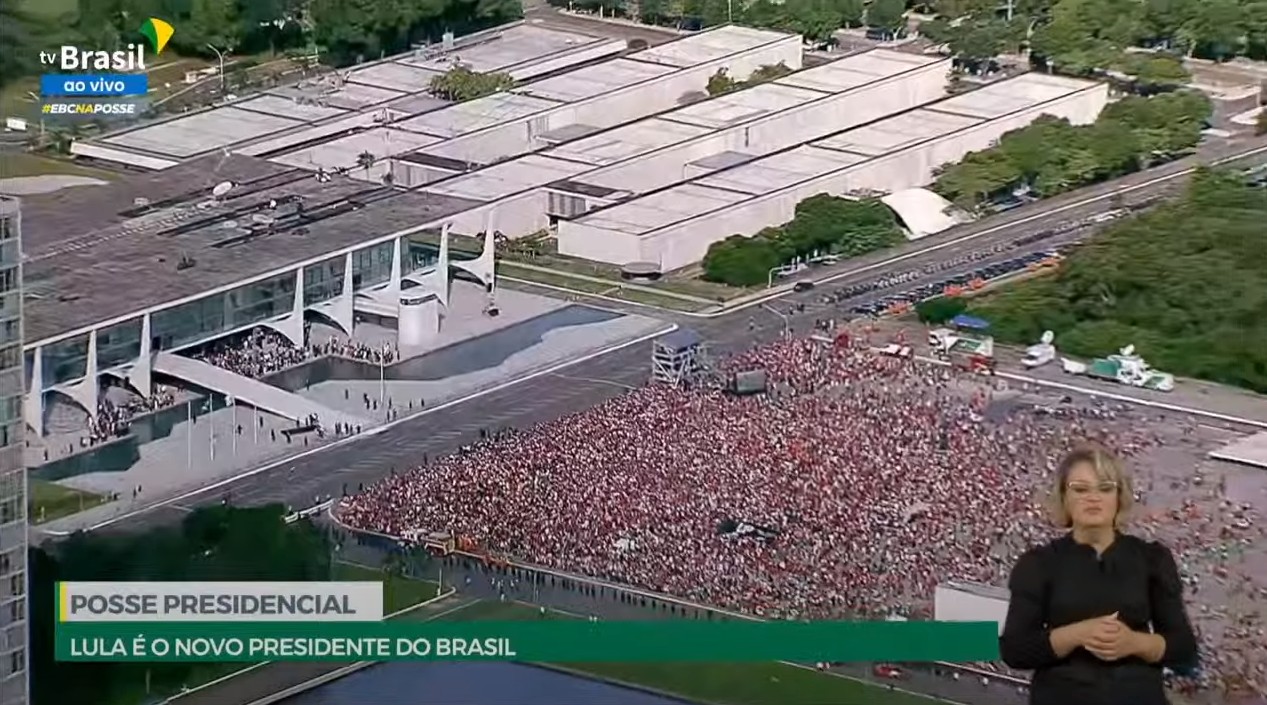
[1000,444,1198,705]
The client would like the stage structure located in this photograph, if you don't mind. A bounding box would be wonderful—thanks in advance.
[651,328,714,387]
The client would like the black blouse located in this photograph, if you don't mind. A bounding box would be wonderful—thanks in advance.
[1000,533,1199,705]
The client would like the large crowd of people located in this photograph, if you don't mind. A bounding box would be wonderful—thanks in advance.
[339,333,1265,701]
[193,327,397,379]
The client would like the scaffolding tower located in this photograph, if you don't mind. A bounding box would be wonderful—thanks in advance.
[651,328,710,387]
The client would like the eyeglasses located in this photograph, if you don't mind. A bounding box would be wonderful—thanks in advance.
[1067,481,1118,497]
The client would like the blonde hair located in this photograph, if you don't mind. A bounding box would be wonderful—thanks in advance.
[1047,444,1133,529]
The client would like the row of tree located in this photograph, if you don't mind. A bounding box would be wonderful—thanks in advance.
[0,0,525,89]
[30,504,333,705]
[922,0,1267,78]
[705,62,793,96]
[550,0,906,42]
[702,195,906,286]
[969,169,1267,393]
[932,90,1211,211]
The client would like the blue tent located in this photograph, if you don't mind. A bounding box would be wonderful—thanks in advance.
[950,314,991,330]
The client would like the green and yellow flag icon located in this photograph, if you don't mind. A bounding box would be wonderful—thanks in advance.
[139,18,174,55]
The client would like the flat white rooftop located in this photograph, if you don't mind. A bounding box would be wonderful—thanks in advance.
[426,154,592,202]
[661,81,825,129]
[78,22,612,167]
[270,127,444,171]
[419,49,944,200]
[572,73,1098,235]
[549,118,714,166]
[396,25,795,166]
[395,24,613,76]
[101,107,306,158]
[394,92,564,139]
[635,25,789,67]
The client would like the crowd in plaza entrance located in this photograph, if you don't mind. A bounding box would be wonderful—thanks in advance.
[339,333,1267,701]
[192,327,397,379]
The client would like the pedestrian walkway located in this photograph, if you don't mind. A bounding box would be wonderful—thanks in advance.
[154,352,368,430]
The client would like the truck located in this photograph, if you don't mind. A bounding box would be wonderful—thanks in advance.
[1022,331,1056,368]
[1061,345,1175,392]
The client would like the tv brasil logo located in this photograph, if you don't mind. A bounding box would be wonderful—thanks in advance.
[40,18,173,100]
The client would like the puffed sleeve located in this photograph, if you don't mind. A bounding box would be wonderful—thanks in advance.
[999,547,1060,670]
[1147,541,1199,669]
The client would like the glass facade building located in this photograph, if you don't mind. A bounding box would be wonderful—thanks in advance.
[0,197,27,705]
[30,230,443,390]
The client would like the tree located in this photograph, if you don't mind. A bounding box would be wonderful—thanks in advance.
[428,67,515,101]
[970,169,1267,393]
[706,68,736,96]
[701,195,906,286]
[31,504,332,705]
[866,0,906,31]
[932,91,1210,210]
[916,296,968,324]
[357,150,377,177]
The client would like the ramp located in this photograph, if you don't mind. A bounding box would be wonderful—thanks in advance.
[1210,430,1267,470]
[153,352,369,430]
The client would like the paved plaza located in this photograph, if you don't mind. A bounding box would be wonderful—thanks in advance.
[33,285,670,536]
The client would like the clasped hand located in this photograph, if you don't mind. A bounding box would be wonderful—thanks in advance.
[1080,612,1141,662]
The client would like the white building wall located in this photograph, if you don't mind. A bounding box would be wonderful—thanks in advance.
[583,58,950,194]
[636,83,1109,271]
[446,190,550,236]
[557,221,645,265]
[426,36,803,166]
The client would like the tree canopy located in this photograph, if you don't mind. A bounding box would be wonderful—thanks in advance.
[0,0,523,90]
[428,66,515,101]
[704,62,794,96]
[921,0,1264,86]
[969,169,1267,393]
[932,90,1210,210]
[702,195,906,286]
[30,504,333,705]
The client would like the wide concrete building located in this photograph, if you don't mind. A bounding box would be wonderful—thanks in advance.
[557,72,1108,271]
[71,22,628,171]
[375,25,802,179]
[0,197,27,705]
[415,49,953,238]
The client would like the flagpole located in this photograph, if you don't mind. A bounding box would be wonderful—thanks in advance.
[209,395,216,462]
[186,399,192,470]
[231,397,237,456]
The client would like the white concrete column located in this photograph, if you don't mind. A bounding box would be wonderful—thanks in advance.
[335,251,355,335]
[454,226,496,294]
[128,313,153,399]
[24,346,43,437]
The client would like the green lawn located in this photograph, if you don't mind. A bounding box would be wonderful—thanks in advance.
[446,601,942,705]
[18,0,76,17]
[28,480,110,525]
[0,152,119,181]
[331,562,442,615]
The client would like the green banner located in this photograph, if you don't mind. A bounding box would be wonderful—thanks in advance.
[57,620,998,663]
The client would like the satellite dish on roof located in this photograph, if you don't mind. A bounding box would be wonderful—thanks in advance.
[1040,330,1054,345]
[212,181,234,198]
[1121,344,1136,357]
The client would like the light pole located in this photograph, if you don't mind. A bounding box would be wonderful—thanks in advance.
[206,44,227,93]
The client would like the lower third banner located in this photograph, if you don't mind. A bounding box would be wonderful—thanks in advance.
[58,620,999,663]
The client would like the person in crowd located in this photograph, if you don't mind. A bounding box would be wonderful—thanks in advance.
[1000,444,1198,705]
